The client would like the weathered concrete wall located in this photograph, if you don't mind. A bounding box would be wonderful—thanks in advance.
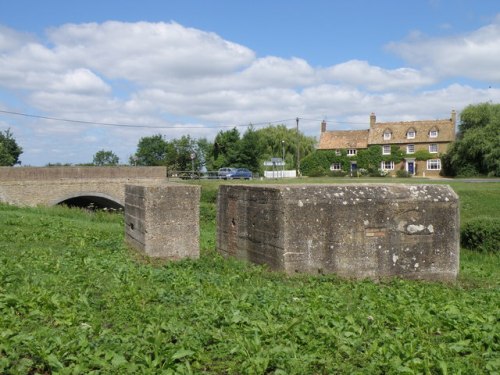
[125,183,200,259]
[217,184,460,282]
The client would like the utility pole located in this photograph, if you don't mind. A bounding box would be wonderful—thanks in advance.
[281,140,285,178]
[296,117,300,177]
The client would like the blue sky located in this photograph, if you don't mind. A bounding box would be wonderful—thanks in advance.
[0,0,499,165]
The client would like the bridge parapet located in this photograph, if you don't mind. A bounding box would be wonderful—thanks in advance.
[0,166,167,181]
[0,167,168,207]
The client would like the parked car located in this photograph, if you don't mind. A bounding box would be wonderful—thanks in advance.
[218,167,236,179]
[226,168,253,180]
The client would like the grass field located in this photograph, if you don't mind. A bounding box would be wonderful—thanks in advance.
[0,179,499,374]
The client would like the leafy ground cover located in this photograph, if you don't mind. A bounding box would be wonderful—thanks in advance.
[0,181,499,374]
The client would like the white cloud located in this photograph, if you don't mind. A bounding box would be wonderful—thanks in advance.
[387,14,500,82]
[322,60,435,91]
[239,57,316,88]
[49,69,111,94]
[0,25,36,52]
[47,21,255,83]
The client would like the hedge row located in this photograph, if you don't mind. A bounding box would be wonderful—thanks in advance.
[461,217,500,253]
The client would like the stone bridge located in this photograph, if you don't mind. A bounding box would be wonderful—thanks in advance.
[0,166,167,209]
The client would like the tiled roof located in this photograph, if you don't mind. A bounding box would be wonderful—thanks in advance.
[317,129,369,150]
[367,119,455,145]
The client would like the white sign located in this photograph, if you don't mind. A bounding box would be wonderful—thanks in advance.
[264,160,285,166]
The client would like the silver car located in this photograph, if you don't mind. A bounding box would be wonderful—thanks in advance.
[218,167,236,179]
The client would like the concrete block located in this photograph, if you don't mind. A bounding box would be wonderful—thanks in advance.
[217,184,459,282]
[125,183,200,259]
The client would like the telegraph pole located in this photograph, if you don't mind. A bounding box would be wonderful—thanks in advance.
[296,117,300,177]
[281,140,285,178]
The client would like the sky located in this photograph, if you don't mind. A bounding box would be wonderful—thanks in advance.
[0,0,499,166]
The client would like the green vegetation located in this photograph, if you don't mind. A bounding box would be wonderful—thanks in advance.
[0,129,23,166]
[300,145,404,177]
[461,217,500,253]
[92,150,120,166]
[129,125,315,175]
[442,102,500,177]
[1,180,499,374]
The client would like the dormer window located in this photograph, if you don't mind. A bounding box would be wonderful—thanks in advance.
[429,129,438,138]
[383,129,392,140]
[407,128,416,139]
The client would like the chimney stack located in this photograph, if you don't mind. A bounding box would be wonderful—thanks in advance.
[451,109,456,125]
[321,120,327,133]
[451,109,457,139]
[370,112,376,128]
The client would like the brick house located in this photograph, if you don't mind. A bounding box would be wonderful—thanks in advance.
[317,111,456,176]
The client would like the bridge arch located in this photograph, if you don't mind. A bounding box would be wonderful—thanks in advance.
[51,192,124,211]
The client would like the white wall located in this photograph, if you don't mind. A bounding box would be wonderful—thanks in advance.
[264,170,297,178]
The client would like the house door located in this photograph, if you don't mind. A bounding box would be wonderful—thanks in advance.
[350,162,357,176]
[408,161,414,175]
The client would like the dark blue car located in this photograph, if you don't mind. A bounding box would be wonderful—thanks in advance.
[226,168,252,180]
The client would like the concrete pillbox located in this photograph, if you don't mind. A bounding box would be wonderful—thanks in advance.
[125,183,200,259]
[217,184,459,282]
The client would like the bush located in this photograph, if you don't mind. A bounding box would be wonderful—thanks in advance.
[368,168,388,177]
[461,217,500,252]
[307,166,328,177]
[396,170,411,178]
[328,170,347,177]
[358,168,369,176]
[456,164,482,178]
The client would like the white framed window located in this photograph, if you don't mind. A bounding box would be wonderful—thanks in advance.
[335,149,341,156]
[381,161,394,170]
[383,131,392,140]
[407,130,416,139]
[427,159,441,170]
[382,145,391,155]
[429,129,438,138]
[429,144,438,153]
[347,149,357,156]
[407,144,415,154]
[330,163,342,171]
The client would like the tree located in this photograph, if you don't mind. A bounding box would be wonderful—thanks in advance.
[130,134,211,172]
[93,150,119,166]
[0,129,23,166]
[237,126,262,172]
[171,135,197,171]
[196,138,213,171]
[442,103,500,177]
[211,128,241,170]
[130,134,169,166]
[255,124,316,171]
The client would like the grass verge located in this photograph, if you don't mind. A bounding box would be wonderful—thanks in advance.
[0,180,499,374]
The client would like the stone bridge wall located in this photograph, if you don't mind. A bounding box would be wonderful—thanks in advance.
[0,167,167,207]
[0,166,166,180]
